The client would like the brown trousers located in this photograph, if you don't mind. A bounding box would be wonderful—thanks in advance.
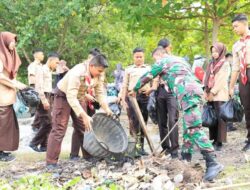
[209,101,227,143]
[0,105,19,151]
[71,105,94,158]
[30,93,52,147]
[31,112,41,130]
[46,89,89,164]
[239,68,250,142]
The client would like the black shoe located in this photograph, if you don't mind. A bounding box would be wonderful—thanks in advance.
[215,143,222,151]
[46,163,58,170]
[0,152,16,162]
[69,155,81,161]
[171,151,179,159]
[244,140,250,144]
[138,149,149,156]
[242,143,250,152]
[227,126,237,132]
[39,147,47,152]
[201,151,224,181]
[181,152,192,162]
[29,144,42,152]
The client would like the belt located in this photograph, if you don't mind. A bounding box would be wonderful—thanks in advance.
[44,92,51,96]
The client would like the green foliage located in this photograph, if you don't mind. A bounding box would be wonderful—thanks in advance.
[0,0,249,82]
[95,181,123,190]
[0,174,81,190]
[111,0,250,58]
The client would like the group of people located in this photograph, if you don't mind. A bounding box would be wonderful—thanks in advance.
[0,13,249,182]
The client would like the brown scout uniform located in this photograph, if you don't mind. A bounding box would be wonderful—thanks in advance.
[30,63,53,148]
[28,60,41,129]
[46,61,107,164]
[0,60,19,151]
[232,30,250,142]
[122,64,150,148]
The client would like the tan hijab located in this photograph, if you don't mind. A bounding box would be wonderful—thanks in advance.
[0,31,21,79]
[204,42,227,92]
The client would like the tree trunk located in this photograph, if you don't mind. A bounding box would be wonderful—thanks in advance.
[212,17,221,44]
[21,48,32,64]
[204,18,210,62]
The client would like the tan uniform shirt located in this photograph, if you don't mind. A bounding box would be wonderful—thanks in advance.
[28,60,39,85]
[232,30,250,72]
[57,61,106,117]
[210,61,230,101]
[0,60,16,106]
[122,64,151,96]
[35,63,52,104]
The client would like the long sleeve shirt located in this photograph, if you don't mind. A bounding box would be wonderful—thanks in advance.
[0,60,16,106]
[210,61,230,101]
[35,64,52,104]
[133,55,203,109]
[28,60,40,85]
[57,61,107,117]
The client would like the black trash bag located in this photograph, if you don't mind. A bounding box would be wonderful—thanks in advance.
[19,87,40,107]
[92,101,100,110]
[147,91,158,124]
[202,103,217,128]
[220,99,244,122]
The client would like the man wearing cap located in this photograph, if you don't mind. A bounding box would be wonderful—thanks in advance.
[229,14,250,151]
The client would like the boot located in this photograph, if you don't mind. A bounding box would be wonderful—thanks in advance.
[135,134,148,157]
[181,152,192,162]
[138,136,148,156]
[201,151,224,181]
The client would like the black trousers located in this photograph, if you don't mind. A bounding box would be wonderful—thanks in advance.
[126,93,149,138]
[157,86,179,152]
[239,68,250,142]
[30,93,52,147]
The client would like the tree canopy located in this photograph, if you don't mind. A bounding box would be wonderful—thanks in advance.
[0,0,249,82]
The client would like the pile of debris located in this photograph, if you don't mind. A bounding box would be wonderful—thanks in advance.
[43,155,204,189]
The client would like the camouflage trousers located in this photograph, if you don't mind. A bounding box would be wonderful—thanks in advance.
[180,94,214,154]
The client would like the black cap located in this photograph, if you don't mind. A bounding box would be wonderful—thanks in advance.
[158,38,170,48]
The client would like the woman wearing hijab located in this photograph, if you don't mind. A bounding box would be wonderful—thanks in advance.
[0,31,26,162]
[204,42,230,151]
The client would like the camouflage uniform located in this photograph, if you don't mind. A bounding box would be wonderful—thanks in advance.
[134,55,214,154]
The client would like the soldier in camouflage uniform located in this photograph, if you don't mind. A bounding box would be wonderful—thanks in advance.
[131,47,223,181]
